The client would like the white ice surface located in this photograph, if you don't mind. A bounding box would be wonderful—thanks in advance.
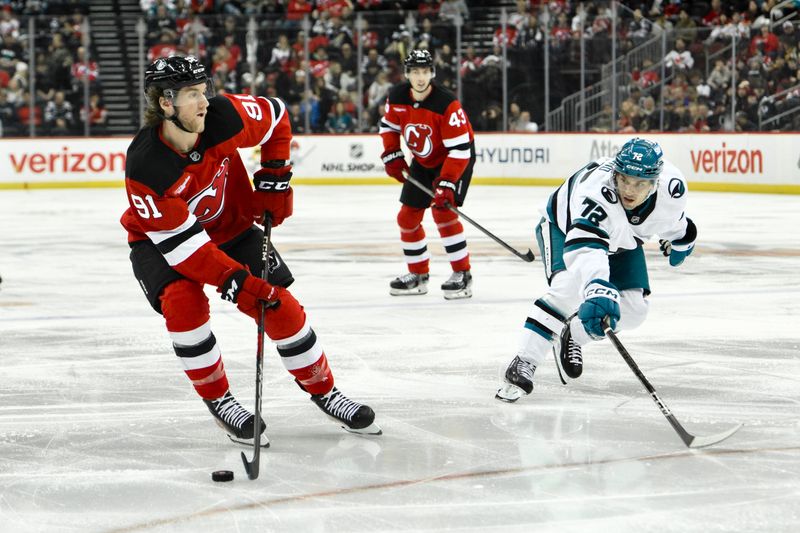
[0,186,798,533]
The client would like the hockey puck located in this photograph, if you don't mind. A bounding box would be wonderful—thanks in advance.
[211,470,234,482]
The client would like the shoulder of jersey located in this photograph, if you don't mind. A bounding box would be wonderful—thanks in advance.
[575,158,619,206]
[386,82,456,115]
[659,159,689,201]
[125,97,245,195]
[126,127,185,196]
[387,82,412,105]
[204,95,245,146]
[425,83,458,115]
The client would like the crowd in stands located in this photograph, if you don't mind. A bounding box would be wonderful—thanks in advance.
[0,1,107,136]
[598,0,800,132]
[1,0,799,136]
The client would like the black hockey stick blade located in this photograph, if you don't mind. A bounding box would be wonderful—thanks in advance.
[686,423,743,449]
[603,318,742,449]
[401,170,535,262]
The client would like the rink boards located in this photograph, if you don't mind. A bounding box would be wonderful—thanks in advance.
[0,132,798,193]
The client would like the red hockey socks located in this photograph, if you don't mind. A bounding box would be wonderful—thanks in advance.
[432,207,470,272]
[261,288,335,396]
[397,204,429,274]
[161,280,229,400]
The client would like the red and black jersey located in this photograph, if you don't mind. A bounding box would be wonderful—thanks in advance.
[379,81,474,183]
[120,93,290,287]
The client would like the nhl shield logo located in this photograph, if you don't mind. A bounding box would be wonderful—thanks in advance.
[188,150,202,163]
[350,143,363,159]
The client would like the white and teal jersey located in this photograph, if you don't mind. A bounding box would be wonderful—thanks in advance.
[543,156,690,288]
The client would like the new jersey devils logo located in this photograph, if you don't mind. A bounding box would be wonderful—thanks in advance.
[403,124,433,158]
[189,158,229,223]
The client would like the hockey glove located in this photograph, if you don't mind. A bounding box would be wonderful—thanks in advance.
[219,268,283,315]
[432,179,457,209]
[252,164,293,226]
[381,149,409,183]
[659,218,697,267]
[578,279,620,339]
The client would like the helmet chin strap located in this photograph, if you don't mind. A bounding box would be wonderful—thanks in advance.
[160,105,194,133]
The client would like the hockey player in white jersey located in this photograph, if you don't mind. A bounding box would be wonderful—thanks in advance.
[496,138,697,402]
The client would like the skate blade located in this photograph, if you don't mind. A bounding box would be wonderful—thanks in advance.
[390,287,428,296]
[342,422,383,436]
[495,383,527,403]
[227,434,271,448]
[443,287,472,300]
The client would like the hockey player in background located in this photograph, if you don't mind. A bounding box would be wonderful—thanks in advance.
[121,56,380,445]
[496,138,697,402]
[379,49,477,299]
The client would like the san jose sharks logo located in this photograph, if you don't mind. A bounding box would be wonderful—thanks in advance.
[188,158,229,223]
[403,123,433,157]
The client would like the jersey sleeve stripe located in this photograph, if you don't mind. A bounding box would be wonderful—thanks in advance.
[150,219,205,256]
[443,132,471,147]
[571,220,609,239]
[447,148,471,159]
[256,96,287,145]
[145,214,197,245]
[379,118,401,131]
[564,238,609,253]
[162,231,212,266]
[534,300,567,322]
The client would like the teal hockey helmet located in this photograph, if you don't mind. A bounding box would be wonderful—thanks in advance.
[614,138,664,179]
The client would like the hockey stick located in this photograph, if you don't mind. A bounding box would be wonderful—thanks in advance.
[241,213,276,480]
[401,170,535,262]
[603,318,742,449]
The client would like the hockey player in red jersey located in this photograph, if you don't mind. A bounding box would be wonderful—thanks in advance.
[379,49,476,299]
[121,56,380,445]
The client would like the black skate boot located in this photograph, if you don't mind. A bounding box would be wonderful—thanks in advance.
[310,387,382,435]
[390,272,429,296]
[495,355,536,403]
[204,390,269,447]
[554,323,583,383]
[441,270,472,299]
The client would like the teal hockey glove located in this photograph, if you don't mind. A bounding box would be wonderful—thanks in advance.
[578,279,621,339]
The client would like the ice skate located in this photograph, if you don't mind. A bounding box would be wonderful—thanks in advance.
[441,270,472,300]
[204,390,269,448]
[554,324,583,383]
[310,387,382,435]
[495,355,536,403]
[390,272,429,296]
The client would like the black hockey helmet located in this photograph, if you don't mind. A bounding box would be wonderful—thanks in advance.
[404,49,434,71]
[144,55,210,100]
[144,55,213,132]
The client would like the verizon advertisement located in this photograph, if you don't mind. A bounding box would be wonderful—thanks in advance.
[0,133,797,191]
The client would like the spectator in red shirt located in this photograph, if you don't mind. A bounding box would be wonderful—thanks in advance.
[750,24,780,57]
[286,0,313,22]
[316,0,353,18]
[70,46,99,84]
[702,0,724,27]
